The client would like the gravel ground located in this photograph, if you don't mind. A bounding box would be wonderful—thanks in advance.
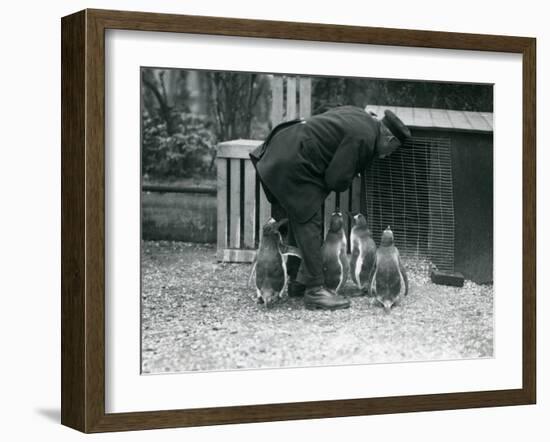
[141,241,493,374]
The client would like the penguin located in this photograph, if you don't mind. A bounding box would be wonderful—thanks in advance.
[369,226,408,313]
[254,218,301,307]
[321,212,349,293]
[349,213,377,294]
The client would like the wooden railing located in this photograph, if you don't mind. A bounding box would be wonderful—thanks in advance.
[216,139,265,262]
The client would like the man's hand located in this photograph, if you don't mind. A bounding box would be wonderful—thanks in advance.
[324,135,361,192]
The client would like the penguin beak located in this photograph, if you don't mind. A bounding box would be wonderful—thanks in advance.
[263,295,274,308]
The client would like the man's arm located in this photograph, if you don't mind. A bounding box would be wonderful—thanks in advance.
[324,136,361,192]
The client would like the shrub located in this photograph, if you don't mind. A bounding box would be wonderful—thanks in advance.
[142,110,217,181]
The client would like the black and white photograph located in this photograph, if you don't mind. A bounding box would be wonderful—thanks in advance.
[1,0,545,436]
[140,68,494,374]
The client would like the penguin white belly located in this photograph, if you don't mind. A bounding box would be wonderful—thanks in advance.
[350,230,360,286]
[336,236,347,291]
[390,255,403,293]
[355,257,363,289]
[369,264,378,295]
[391,254,406,305]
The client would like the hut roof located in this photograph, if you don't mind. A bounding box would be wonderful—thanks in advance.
[365,105,493,133]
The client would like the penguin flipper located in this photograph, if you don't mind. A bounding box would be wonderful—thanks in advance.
[354,256,363,288]
[398,256,409,297]
[340,250,350,284]
[256,288,264,303]
[335,254,349,293]
[350,254,358,285]
[247,259,257,288]
[281,244,302,260]
[359,248,376,290]
[368,258,378,296]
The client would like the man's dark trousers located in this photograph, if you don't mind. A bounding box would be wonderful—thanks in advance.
[285,209,325,288]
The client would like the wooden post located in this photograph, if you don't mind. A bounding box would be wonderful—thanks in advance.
[299,77,311,118]
[286,77,297,120]
[360,173,367,216]
[340,188,350,233]
[243,161,256,249]
[229,158,241,248]
[216,158,228,261]
[271,76,284,126]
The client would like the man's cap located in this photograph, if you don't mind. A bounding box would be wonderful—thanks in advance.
[380,109,411,143]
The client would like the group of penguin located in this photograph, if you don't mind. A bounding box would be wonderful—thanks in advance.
[254,213,408,312]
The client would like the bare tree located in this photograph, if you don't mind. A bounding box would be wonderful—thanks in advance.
[207,72,266,141]
[141,69,189,134]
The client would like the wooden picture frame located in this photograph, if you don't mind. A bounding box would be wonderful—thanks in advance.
[61,9,536,433]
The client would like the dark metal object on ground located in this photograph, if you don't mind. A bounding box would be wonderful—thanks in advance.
[430,270,465,287]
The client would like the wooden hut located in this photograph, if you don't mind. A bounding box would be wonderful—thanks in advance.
[365,105,493,284]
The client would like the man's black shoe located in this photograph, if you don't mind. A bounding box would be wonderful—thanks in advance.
[304,286,350,310]
[287,279,306,297]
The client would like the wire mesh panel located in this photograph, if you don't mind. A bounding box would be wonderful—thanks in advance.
[366,136,455,272]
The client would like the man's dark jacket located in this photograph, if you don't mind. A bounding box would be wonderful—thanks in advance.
[250,105,380,223]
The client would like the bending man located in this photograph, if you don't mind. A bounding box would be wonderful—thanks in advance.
[250,105,410,310]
